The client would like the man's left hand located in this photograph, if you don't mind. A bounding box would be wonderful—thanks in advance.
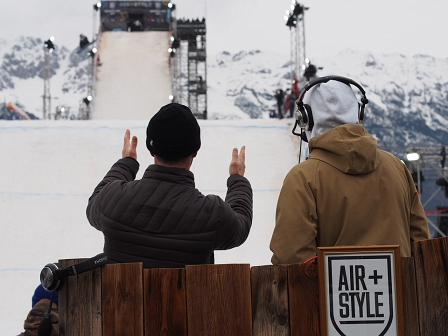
[122,129,138,160]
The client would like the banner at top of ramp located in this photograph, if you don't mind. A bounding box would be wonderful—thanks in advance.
[101,1,171,32]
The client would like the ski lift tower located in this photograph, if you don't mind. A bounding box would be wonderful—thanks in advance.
[43,37,55,119]
[172,18,207,119]
[284,1,308,88]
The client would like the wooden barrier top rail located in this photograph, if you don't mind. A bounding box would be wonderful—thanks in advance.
[57,237,448,336]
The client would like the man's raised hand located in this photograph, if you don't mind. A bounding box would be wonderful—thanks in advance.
[229,146,246,176]
[122,129,138,160]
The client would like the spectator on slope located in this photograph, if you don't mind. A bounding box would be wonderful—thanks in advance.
[275,89,285,119]
[270,76,430,265]
[86,103,253,268]
[303,63,317,82]
[289,78,300,118]
[79,34,90,50]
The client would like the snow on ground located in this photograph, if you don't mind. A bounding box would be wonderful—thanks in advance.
[92,32,172,119]
[0,117,303,334]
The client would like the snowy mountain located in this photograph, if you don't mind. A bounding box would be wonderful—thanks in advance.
[0,36,89,120]
[1,36,448,156]
[208,49,448,156]
[311,49,448,155]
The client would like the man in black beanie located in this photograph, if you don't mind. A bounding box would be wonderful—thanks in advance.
[86,103,253,268]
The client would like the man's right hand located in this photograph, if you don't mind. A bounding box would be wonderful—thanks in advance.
[229,146,246,176]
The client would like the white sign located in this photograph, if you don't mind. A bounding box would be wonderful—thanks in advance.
[319,248,402,336]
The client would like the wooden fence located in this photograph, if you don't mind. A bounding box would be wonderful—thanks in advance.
[58,237,448,336]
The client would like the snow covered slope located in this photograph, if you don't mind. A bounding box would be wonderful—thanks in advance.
[0,118,302,334]
[92,32,172,119]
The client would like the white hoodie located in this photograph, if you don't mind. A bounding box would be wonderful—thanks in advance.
[303,79,360,141]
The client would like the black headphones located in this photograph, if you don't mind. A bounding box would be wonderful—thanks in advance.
[292,75,369,142]
[40,253,108,292]
[38,253,108,336]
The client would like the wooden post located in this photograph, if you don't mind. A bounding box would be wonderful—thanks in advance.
[144,268,187,336]
[288,261,320,336]
[413,237,448,335]
[251,265,290,336]
[58,258,102,336]
[401,257,420,336]
[101,263,144,336]
[185,264,252,336]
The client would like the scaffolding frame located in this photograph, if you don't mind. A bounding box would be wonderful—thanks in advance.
[286,2,308,88]
[43,48,52,120]
[404,145,448,237]
[172,19,207,119]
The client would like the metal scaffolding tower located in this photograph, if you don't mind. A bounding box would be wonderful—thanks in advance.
[171,19,207,119]
[43,37,55,120]
[285,2,308,87]
[77,47,95,120]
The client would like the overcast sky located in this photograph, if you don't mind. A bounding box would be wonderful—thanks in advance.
[2,0,448,58]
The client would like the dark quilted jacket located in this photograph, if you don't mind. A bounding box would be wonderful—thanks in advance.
[86,157,253,268]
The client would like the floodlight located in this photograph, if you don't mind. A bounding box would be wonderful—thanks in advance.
[286,15,296,27]
[293,4,304,16]
[87,48,97,57]
[83,96,92,106]
[94,2,102,11]
[168,3,176,10]
[171,38,180,49]
[44,37,55,51]
[169,95,174,101]
[406,153,420,161]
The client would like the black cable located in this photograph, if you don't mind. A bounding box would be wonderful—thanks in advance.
[298,129,303,163]
[38,291,55,336]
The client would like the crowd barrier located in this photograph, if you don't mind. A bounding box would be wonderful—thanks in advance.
[57,237,448,335]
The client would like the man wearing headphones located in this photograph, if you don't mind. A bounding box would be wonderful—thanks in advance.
[270,76,430,265]
[86,103,253,268]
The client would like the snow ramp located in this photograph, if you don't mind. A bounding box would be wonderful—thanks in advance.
[0,118,303,334]
[92,31,172,119]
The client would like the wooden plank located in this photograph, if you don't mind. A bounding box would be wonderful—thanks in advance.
[288,261,320,336]
[251,265,290,336]
[413,237,448,335]
[102,263,144,336]
[58,258,102,336]
[186,264,252,336]
[144,268,187,336]
[401,257,420,336]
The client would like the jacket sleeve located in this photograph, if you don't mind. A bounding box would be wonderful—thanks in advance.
[270,166,318,265]
[86,157,139,230]
[214,174,253,250]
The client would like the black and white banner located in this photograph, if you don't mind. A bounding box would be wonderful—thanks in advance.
[324,253,398,336]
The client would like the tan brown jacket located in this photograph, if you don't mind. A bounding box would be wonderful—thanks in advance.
[270,124,430,265]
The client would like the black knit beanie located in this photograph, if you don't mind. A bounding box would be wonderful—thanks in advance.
[146,103,201,159]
